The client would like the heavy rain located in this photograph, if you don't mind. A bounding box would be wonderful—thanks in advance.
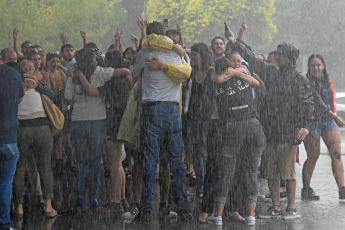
[1,0,345,230]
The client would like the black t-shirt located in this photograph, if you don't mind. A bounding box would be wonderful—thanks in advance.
[216,77,257,122]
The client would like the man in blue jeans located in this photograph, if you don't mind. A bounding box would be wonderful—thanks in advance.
[0,64,24,230]
[132,22,191,223]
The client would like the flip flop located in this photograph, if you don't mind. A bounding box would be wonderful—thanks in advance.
[45,209,58,218]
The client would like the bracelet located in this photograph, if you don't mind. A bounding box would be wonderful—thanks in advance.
[334,116,338,120]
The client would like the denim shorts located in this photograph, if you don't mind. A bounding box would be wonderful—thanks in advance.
[309,119,339,137]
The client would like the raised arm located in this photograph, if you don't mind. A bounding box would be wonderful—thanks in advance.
[114,27,125,53]
[130,34,140,52]
[13,28,24,59]
[177,21,184,48]
[80,30,88,47]
[237,22,247,41]
[58,32,70,45]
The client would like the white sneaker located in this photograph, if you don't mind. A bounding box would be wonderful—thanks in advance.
[207,213,222,226]
[246,216,256,226]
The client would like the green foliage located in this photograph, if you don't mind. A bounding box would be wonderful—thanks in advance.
[0,0,126,51]
[145,0,276,46]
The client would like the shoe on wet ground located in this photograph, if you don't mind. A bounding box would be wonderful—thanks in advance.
[207,213,222,226]
[177,209,193,222]
[124,203,140,219]
[246,216,256,226]
[90,199,100,209]
[339,187,345,201]
[76,198,83,210]
[257,205,283,219]
[121,198,129,212]
[301,187,320,201]
[282,206,300,220]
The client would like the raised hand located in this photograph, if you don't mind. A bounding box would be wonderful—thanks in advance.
[114,27,122,42]
[177,21,182,32]
[239,22,247,32]
[13,28,18,39]
[224,22,235,43]
[80,30,87,40]
[58,32,70,44]
[130,34,139,44]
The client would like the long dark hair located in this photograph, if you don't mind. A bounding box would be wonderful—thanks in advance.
[75,48,96,82]
[307,54,330,88]
[104,50,124,69]
[214,57,232,75]
[190,43,212,72]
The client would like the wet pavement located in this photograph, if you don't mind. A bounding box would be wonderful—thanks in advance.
[10,129,345,230]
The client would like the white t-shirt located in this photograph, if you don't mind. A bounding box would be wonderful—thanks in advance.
[18,79,46,120]
[65,66,114,121]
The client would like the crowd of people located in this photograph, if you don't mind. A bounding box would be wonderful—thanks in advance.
[1,18,345,230]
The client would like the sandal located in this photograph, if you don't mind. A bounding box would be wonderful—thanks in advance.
[228,212,245,222]
[45,209,58,218]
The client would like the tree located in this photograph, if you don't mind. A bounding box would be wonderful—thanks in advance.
[0,0,126,51]
[144,0,277,46]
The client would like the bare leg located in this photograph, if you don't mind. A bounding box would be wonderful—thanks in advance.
[302,135,321,187]
[108,141,124,203]
[215,202,225,217]
[286,180,296,208]
[247,202,256,217]
[268,179,281,209]
[322,131,345,188]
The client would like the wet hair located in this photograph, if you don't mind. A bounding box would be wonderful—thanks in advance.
[146,22,164,36]
[123,47,135,58]
[61,44,74,52]
[19,60,35,74]
[225,51,241,60]
[84,42,104,67]
[307,54,330,88]
[165,29,181,44]
[75,48,96,82]
[20,41,31,49]
[190,43,212,72]
[27,50,40,61]
[107,44,115,52]
[211,36,225,46]
[104,50,125,68]
[214,57,232,75]
[0,48,10,58]
[255,53,266,61]
[46,52,60,62]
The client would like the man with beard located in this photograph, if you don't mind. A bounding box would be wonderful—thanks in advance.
[210,36,226,61]
[60,44,75,69]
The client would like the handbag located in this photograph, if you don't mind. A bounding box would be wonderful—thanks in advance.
[41,94,65,135]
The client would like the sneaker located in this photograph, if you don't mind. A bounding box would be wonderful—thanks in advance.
[282,207,300,220]
[207,213,222,226]
[158,203,170,222]
[121,198,129,212]
[124,203,140,219]
[301,187,320,201]
[339,187,345,201]
[257,205,282,219]
[177,209,193,222]
[90,199,100,209]
[76,198,83,210]
[134,210,150,224]
[246,216,256,226]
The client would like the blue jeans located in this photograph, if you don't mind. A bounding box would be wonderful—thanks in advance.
[71,120,105,200]
[141,104,188,212]
[0,143,19,230]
